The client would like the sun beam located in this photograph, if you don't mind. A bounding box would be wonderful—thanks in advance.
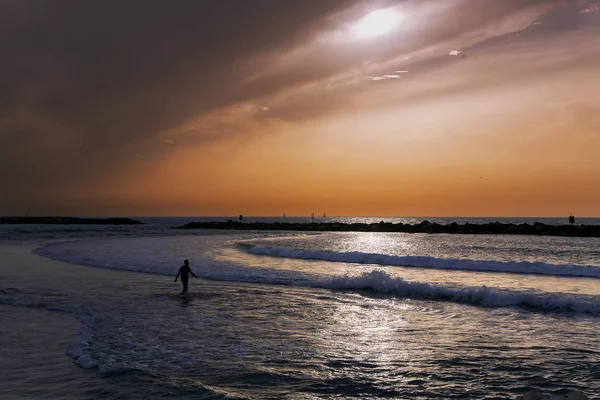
[354,8,402,39]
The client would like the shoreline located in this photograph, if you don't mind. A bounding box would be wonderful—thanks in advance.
[0,245,99,399]
[0,303,88,398]
[176,220,600,238]
[0,243,182,399]
[1,242,597,399]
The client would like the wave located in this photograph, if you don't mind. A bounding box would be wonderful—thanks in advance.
[313,270,600,314]
[0,293,255,400]
[243,244,600,279]
[0,292,98,369]
[32,240,600,315]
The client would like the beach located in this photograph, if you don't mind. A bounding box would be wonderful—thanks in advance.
[1,218,599,399]
[0,245,132,399]
[5,1,600,398]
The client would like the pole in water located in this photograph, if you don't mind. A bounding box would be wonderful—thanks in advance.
[569,215,575,224]
[239,214,243,222]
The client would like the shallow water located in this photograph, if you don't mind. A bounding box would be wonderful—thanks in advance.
[0,305,88,399]
[1,222,599,399]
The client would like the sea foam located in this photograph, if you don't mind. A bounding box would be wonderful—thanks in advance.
[33,239,600,314]
[0,292,98,369]
[245,245,600,278]
[314,270,600,314]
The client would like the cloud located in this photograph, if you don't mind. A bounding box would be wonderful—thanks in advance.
[0,0,358,210]
[1,0,598,214]
[367,74,402,80]
[449,50,463,56]
[579,5,600,14]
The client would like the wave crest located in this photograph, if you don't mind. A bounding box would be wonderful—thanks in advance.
[246,245,600,278]
[319,270,600,313]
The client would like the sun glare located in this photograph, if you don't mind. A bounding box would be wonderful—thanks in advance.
[354,8,402,39]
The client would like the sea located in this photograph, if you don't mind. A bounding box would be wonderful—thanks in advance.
[1,216,599,400]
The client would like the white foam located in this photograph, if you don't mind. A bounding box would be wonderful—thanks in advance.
[246,245,600,278]
[313,270,600,313]
[0,295,99,369]
[66,312,98,369]
[32,237,600,314]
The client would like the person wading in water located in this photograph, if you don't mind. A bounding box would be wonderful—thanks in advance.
[175,259,197,294]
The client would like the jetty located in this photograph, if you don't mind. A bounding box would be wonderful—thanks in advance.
[176,220,600,238]
[0,217,144,225]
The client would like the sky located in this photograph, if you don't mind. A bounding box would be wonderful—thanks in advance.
[2,0,600,217]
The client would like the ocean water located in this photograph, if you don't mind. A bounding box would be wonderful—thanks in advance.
[1,217,599,399]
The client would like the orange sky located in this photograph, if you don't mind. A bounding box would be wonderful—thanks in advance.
[2,0,600,216]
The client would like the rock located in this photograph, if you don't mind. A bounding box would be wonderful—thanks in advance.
[0,216,143,225]
[173,221,600,238]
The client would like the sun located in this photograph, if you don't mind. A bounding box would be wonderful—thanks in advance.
[354,8,402,39]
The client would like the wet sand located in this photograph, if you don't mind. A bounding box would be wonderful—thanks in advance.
[0,245,134,399]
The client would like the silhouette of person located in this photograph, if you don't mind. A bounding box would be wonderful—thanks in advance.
[174,259,197,294]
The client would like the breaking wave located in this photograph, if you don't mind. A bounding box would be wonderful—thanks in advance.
[244,244,600,278]
[0,290,97,369]
[33,239,600,315]
[314,270,600,314]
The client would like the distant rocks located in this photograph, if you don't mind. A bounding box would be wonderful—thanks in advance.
[175,220,600,238]
[0,216,143,225]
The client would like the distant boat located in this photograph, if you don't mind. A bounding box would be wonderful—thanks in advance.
[323,212,326,218]
[283,212,286,218]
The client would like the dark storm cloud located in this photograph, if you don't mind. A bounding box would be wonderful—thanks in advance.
[0,0,359,207]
